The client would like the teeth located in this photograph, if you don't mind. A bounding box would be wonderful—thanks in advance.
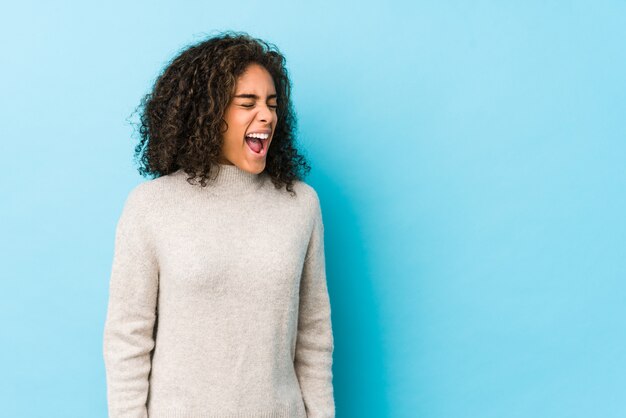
[246,132,269,140]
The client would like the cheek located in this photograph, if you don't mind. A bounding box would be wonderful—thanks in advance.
[234,113,255,133]
[230,109,247,122]
[223,112,249,138]
[225,107,249,125]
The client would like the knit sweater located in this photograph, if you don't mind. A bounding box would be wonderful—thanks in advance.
[102,164,335,418]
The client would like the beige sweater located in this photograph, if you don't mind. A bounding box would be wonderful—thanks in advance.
[103,164,334,418]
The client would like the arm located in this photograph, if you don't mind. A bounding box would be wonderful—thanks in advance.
[103,186,159,418]
[294,193,335,418]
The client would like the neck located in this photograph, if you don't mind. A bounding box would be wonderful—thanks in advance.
[173,163,264,195]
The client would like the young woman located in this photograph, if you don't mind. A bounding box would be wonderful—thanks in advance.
[103,31,335,418]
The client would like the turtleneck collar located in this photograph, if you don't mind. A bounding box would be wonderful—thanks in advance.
[172,163,265,195]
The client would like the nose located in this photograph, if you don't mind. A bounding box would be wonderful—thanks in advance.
[257,103,274,123]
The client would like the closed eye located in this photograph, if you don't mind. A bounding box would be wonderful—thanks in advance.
[241,103,278,109]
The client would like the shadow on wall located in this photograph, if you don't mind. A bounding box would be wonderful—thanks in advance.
[317,168,391,418]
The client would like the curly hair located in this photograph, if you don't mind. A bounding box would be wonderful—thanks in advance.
[130,30,311,195]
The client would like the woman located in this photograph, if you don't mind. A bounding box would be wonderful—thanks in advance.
[103,31,335,418]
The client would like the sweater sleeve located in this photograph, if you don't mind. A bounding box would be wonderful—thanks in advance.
[294,193,335,418]
[103,186,159,418]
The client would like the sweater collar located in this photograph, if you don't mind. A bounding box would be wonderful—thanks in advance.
[173,163,264,195]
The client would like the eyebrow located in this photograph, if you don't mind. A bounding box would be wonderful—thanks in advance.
[234,93,278,100]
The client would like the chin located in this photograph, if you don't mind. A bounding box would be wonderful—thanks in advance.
[252,163,266,174]
[241,160,266,174]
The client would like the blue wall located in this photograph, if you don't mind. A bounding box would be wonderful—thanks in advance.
[1,1,625,417]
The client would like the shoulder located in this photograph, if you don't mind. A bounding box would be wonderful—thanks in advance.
[117,176,167,223]
[123,171,180,205]
[123,180,155,209]
[287,178,321,207]
[286,179,323,224]
[115,175,175,241]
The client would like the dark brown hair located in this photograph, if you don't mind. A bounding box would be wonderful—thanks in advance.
[130,30,310,194]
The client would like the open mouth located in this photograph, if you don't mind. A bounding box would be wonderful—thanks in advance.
[244,132,270,157]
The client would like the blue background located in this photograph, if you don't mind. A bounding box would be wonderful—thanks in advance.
[1,1,625,417]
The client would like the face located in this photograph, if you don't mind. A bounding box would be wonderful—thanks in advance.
[219,63,278,174]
